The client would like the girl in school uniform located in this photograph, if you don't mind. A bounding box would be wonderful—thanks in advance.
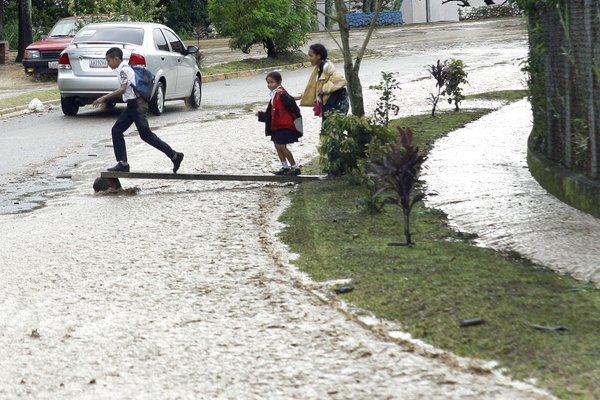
[257,71,303,176]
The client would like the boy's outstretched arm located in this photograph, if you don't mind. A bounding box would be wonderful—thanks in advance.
[92,82,128,108]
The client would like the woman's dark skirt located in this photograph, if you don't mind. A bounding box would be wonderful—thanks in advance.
[270,128,299,145]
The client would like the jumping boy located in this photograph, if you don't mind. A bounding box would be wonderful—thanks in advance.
[92,47,184,173]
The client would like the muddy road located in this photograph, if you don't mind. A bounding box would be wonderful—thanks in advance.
[0,18,555,399]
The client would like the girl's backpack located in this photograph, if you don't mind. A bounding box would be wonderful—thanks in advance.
[131,66,156,102]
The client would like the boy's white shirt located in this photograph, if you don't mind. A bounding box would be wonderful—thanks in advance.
[117,61,137,102]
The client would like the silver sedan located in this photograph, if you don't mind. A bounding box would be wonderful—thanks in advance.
[57,22,202,116]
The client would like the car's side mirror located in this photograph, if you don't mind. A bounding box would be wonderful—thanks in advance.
[185,45,198,56]
[41,34,48,40]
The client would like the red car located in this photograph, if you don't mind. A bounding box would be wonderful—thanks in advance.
[22,16,104,75]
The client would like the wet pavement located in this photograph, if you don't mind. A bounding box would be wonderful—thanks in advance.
[424,100,600,284]
[0,115,553,399]
[0,18,561,399]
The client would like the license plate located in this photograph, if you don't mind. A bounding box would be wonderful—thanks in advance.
[89,59,107,68]
[48,61,59,69]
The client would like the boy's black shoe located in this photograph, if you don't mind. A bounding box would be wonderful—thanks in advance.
[172,152,184,173]
[286,168,301,176]
[107,162,130,172]
[273,167,291,176]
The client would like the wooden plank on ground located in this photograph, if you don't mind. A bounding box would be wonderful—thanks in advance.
[101,171,324,183]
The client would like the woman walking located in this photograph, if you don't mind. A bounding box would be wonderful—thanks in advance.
[296,43,349,132]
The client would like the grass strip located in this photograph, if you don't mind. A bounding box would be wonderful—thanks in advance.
[201,51,307,76]
[200,49,373,76]
[0,89,60,110]
[279,93,599,399]
[465,89,529,102]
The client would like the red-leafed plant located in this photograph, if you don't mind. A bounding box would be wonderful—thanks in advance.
[367,127,427,246]
[427,59,448,117]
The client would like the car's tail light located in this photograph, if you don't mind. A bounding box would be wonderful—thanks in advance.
[58,52,71,70]
[129,53,146,67]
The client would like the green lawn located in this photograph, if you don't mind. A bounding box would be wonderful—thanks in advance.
[279,92,600,399]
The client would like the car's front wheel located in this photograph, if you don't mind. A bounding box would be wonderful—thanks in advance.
[149,81,165,116]
[185,76,202,109]
[61,97,79,116]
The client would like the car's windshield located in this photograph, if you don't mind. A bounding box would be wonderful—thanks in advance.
[72,27,144,45]
[48,19,82,38]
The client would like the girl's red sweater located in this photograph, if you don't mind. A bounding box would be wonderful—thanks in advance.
[271,88,296,131]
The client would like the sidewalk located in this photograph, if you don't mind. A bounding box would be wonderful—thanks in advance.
[424,99,600,284]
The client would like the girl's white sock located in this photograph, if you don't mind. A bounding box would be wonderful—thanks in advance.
[281,161,290,168]
[292,164,300,169]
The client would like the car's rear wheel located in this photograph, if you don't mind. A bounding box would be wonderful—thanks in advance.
[149,81,165,116]
[61,97,79,116]
[185,76,201,109]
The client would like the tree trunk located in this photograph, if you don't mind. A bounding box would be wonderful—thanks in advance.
[403,209,412,245]
[16,0,33,62]
[264,38,277,58]
[325,0,333,28]
[333,0,383,117]
[431,87,441,117]
[0,0,4,41]
[583,0,597,178]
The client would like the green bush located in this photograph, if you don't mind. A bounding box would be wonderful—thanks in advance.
[207,0,312,58]
[68,0,164,23]
[4,20,19,50]
[319,113,397,176]
[444,59,468,112]
[369,71,400,127]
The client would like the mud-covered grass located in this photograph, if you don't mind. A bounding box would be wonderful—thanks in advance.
[279,100,600,399]
[201,49,376,76]
[202,51,307,76]
[0,60,33,87]
[465,89,529,102]
[0,89,60,110]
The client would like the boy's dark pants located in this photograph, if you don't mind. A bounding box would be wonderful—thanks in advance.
[111,98,176,163]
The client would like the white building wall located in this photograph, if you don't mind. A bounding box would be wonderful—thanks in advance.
[313,0,492,30]
[401,0,491,24]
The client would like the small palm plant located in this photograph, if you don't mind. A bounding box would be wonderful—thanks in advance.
[367,127,427,246]
[427,59,448,117]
